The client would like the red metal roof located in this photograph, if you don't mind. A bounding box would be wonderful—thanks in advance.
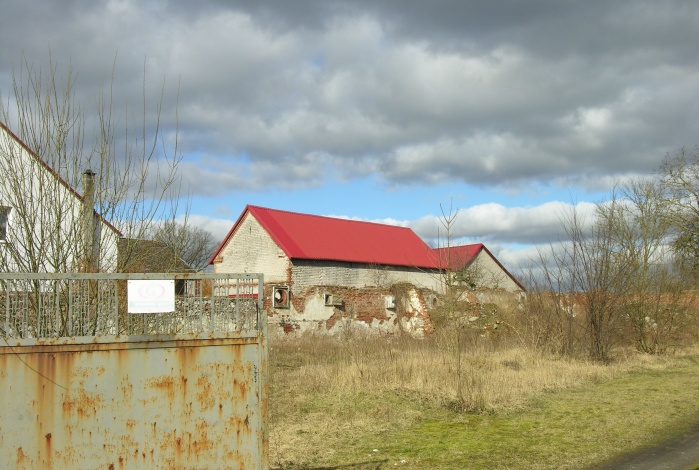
[210,205,441,269]
[432,243,483,270]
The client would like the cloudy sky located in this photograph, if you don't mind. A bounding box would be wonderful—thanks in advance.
[2,0,698,272]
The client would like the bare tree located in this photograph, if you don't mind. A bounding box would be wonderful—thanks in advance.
[429,202,487,411]
[658,147,699,281]
[523,246,584,356]
[150,220,219,272]
[611,179,682,353]
[534,196,632,361]
[0,56,185,273]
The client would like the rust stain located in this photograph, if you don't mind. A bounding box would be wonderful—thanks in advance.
[231,343,243,362]
[190,421,215,454]
[233,379,248,402]
[196,375,215,410]
[147,375,176,401]
[120,376,134,401]
[16,447,29,466]
[227,415,253,440]
[44,433,52,467]
[62,388,103,419]
[175,434,182,455]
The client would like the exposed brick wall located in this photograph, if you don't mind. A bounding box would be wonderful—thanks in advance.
[265,284,434,337]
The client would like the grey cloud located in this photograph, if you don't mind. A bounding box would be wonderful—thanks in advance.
[2,0,699,196]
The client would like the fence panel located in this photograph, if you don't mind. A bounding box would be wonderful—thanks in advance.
[1,273,262,338]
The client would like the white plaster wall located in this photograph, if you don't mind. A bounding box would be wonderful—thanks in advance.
[473,251,521,292]
[0,128,119,273]
[97,226,119,272]
[300,295,336,322]
[398,288,431,337]
[214,213,289,283]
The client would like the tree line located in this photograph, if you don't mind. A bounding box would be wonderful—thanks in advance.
[527,149,699,361]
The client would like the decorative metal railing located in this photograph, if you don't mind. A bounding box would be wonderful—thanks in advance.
[0,272,263,338]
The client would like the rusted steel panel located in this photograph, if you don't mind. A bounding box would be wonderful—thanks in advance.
[0,333,268,469]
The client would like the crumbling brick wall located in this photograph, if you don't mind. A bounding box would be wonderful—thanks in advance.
[265,284,434,337]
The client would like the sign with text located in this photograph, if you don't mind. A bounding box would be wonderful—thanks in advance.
[127,280,175,313]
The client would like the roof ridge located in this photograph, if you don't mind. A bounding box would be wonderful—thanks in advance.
[248,204,412,230]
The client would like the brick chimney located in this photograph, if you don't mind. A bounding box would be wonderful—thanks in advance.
[81,169,97,271]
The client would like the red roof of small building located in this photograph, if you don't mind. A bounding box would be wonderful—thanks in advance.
[432,243,483,270]
[209,205,441,269]
[432,243,525,290]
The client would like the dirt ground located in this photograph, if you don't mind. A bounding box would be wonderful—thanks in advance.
[591,424,699,470]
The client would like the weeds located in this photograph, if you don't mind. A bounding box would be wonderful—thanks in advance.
[268,333,691,468]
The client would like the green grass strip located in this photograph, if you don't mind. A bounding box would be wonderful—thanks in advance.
[324,357,699,469]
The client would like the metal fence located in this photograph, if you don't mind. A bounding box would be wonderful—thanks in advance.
[0,272,263,338]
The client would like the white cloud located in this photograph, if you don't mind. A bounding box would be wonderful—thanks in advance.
[410,201,598,245]
[178,214,235,245]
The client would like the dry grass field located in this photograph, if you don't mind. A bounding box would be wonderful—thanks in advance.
[268,332,699,469]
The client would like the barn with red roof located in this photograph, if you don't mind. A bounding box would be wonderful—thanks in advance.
[210,205,523,336]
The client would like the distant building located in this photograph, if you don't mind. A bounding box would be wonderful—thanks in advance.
[118,238,194,274]
[210,205,443,291]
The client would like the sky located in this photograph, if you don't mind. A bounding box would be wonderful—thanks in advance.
[2,0,699,274]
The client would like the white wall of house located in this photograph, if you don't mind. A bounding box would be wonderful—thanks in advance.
[0,127,118,272]
[213,212,289,282]
[98,226,119,272]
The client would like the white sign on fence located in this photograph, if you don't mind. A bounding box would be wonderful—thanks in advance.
[127,280,176,313]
